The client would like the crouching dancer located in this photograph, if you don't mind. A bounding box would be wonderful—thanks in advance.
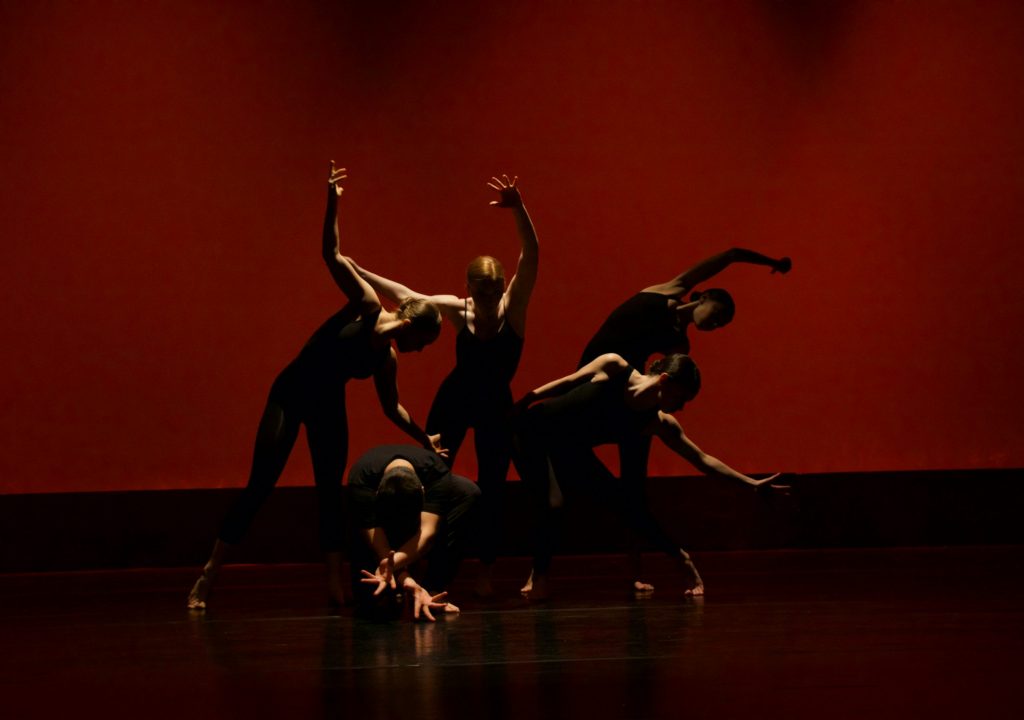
[347,444,480,620]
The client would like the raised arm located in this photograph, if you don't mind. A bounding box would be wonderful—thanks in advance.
[345,256,466,328]
[643,248,792,298]
[517,353,629,409]
[653,413,780,488]
[322,162,381,313]
[488,175,539,337]
[373,349,448,457]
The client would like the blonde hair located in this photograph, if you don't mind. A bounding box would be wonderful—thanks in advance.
[466,256,505,285]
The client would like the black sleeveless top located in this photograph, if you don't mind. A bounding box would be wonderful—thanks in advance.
[578,292,688,370]
[293,306,390,382]
[444,301,524,406]
[531,368,657,447]
[454,319,523,387]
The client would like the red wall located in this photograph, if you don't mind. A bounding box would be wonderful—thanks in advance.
[2,1,1023,494]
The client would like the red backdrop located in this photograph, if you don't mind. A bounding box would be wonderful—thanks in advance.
[2,1,1023,494]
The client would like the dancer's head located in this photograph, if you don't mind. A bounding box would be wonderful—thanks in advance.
[394,298,442,352]
[375,460,425,545]
[466,256,505,316]
[649,353,701,412]
[690,288,735,331]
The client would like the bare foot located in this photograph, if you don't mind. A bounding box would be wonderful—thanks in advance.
[677,550,705,597]
[187,574,212,610]
[521,573,550,601]
[519,569,534,596]
[684,583,706,597]
[633,580,655,598]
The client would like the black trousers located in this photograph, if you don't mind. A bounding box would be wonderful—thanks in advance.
[219,363,348,552]
[514,417,678,575]
[426,374,512,565]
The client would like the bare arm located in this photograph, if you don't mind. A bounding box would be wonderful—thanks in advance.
[372,512,439,574]
[488,175,539,337]
[322,163,381,313]
[373,350,448,456]
[517,354,629,409]
[652,413,780,487]
[643,248,792,298]
[345,257,466,327]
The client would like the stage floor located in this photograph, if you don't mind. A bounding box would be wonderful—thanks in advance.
[2,546,1022,719]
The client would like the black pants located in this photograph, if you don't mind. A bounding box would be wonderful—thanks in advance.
[427,374,512,565]
[219,363,348,552]
[514,417,678,575]
[348,474,480,608]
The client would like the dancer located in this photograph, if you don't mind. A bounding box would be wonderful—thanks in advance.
[578,248,790,592]
[514,352,783,600]
[349,174,538,597]
[347,444,480,621]
[187,164,445,610]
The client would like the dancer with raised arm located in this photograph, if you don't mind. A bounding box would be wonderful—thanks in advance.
[578,248,791,593]
[349,174,538,597]
[514,352,785,600]
[187,164,445,610]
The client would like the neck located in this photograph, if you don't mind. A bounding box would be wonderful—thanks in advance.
[676,301,698,327]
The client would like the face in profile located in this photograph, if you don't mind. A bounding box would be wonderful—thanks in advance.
[692,300,730,332]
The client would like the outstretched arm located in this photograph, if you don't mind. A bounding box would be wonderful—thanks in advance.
[345,257,466,327]
[653,413,782,488]
[373,350,448,457]
[516,353,628,410]
[322,163,381,313]
[643,248,791,298]
[489,175,539,337]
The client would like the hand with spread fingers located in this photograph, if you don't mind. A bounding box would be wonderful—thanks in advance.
[328,161,347,197]
[402,576,457,622]
[360,550,397,596]
[487,174,522,208]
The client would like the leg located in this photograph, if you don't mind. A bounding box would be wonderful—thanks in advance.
[620,434,655,595]
[306,385,349,607]
[511,417,565,600]
[472,413,513,597]
[602,441,704,597]
[425,374,470,469]
[189,379,301,609]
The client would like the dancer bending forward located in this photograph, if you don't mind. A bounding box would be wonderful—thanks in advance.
[514,352,784,600]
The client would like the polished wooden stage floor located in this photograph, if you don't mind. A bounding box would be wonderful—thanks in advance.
[2,547,1022,719]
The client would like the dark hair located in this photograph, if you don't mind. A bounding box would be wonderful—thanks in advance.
[688,288,735,325]
[649,353,701,402]
[396,298,442,339]
[375,465,424,545]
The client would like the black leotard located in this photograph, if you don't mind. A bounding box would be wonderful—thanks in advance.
[578,291,688,370]
[426,303,524,565]
[219,306,389,551]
